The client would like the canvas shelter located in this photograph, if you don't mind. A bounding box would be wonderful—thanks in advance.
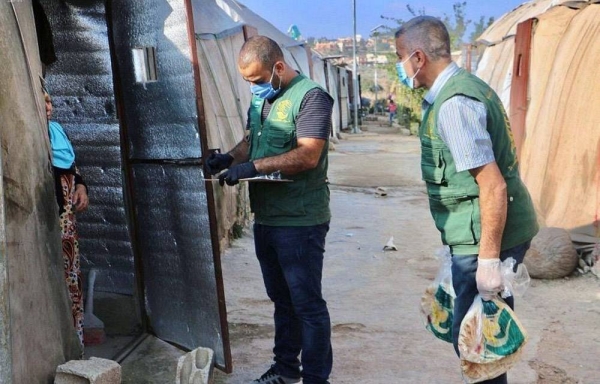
[220,0,352,135]
[191,0,348,244]
[476,0,555,110]
[37,0,236,375]
[333,63,351,136]
[193,0,348,150]
[476,0,600,253]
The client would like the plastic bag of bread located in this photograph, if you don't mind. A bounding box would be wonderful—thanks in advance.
[458,295,528,382]
[420,247,455,343]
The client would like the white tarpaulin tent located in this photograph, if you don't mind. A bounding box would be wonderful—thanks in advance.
[190,0,342,242]
[217,0,311,74]
[217,0,348,137]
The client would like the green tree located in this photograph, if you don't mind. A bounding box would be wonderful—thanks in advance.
[469,16,495,42]
[376,1,492,131]
[406,5,426,17]
[442,1,471,51]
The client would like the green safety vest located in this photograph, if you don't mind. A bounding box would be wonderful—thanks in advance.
[248,74,331,226]
[419,69,538,254]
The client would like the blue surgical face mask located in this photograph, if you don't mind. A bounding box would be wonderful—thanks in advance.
[396,52,420,89]
[250,64,281,99]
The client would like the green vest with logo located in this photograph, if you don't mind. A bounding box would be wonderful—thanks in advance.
[419,69,538,254]
[248,74,331,226]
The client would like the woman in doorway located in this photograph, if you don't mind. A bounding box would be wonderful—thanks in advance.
[45,92,89,348]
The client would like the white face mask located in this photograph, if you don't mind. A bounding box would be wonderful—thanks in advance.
[396,52,421,89]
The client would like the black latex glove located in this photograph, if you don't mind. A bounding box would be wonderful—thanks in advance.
[206,153,234,175]
[219,162,258,186]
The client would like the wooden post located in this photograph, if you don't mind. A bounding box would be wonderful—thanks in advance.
[509,19,535,160]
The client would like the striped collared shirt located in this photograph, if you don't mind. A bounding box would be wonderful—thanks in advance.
[422,62,495,172]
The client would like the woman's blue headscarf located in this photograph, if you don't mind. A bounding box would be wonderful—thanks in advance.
[48,120,75,169]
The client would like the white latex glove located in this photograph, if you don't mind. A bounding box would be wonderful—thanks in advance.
[476,258,503,301]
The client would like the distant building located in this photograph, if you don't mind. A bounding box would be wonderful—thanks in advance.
[314,41,340,55]
[365,53,389,65]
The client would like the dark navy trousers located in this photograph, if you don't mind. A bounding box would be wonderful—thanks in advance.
[254,222,332,384]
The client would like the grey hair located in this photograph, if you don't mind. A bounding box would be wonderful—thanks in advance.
[238,35,284,69]
[395,16,451,61]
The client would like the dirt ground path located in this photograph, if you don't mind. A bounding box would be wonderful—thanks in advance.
[215,122,600,384]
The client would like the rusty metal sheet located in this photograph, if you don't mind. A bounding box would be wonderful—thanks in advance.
[509,18,535,160]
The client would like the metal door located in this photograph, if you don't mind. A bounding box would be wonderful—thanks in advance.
[106,0,231,370]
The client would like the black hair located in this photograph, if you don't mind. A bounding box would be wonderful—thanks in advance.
[238,35,284,69]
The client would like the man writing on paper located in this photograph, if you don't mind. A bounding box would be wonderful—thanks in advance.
[206,36,334,384]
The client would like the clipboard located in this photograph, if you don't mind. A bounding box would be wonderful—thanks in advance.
[240,176,293,183]
[204,172,293,183]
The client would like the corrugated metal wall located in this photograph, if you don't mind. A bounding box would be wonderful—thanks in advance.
[43,0,136,294]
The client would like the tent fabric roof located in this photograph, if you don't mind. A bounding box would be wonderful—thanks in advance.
[191,0,244,39]
[477,0,600,45]
[191,0,311,74]
[216,0,304,48]
[477,0,600,236]
[216,0,311,74]
[190,0,307,48]
[477,0,554,45]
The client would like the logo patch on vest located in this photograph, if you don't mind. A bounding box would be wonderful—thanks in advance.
[422,111,438,139]
[272,100,293,122]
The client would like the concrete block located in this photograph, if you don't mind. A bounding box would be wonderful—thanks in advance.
[55,357,121,384]
[175,347,214,384]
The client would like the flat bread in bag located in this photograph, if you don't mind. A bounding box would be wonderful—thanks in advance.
[459,297,527,363]
[460,350,524,383]
[458,297,528,382]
